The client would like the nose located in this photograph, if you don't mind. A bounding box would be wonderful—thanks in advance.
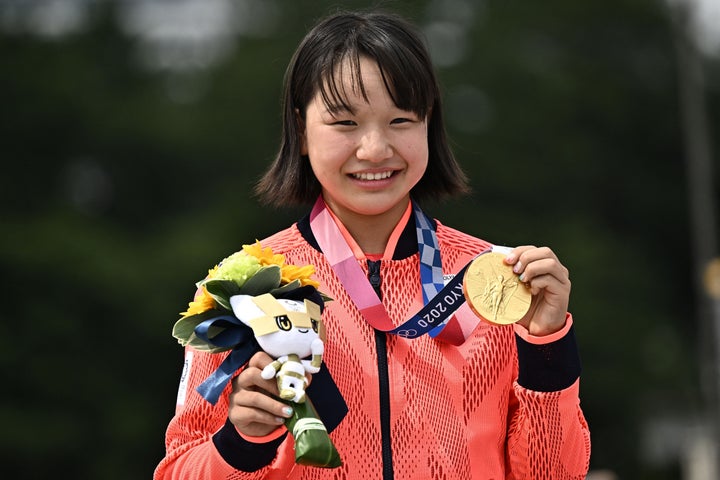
[356,128,392,162]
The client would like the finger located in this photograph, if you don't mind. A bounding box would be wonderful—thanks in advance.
[232,370,274,399]
[228,388,292,426]
[238,351,278,389]
[504,245,533,266]
[247,350,275,370]
[228,402,288,438]
[522,272,571,299]
[505,245,551,278]
[229,359,294,436]
[517,257,569,285]
[508,245,556,267]
[509,247,567,280]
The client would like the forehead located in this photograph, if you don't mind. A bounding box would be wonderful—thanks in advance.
[316,55,391,112]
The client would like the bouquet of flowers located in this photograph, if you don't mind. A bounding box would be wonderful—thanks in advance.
[173,242,341,468]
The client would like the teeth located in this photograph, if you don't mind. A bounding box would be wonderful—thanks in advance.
[353,171,393,180]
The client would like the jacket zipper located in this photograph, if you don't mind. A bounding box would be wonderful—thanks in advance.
[368,259,394,480]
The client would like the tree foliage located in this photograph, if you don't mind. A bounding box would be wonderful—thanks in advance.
[0,1,718,478]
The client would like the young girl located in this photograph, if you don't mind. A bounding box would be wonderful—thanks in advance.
[155,9,591,479]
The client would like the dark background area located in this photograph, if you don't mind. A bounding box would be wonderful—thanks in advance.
[1,0,719,478]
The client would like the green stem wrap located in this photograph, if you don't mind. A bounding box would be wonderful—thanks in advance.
[284,397,342,468]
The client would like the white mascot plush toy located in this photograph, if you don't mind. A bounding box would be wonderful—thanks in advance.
[230,293,325,403]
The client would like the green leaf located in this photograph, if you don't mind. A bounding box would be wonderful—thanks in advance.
[270,279,302,296]
[186,334,230,353]
[239,265,281,295]
[172,310,233,353]
[203,279,240,310]
[172,310,223,344]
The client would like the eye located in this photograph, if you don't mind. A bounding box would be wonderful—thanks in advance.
[332,119,357,126]
[275,315,292,331]
[311,318,319,333]
[390,117,413,124]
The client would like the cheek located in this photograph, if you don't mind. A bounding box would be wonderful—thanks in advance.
[308,137,353,169]
[403,131,429,166]
[307,154,331,180]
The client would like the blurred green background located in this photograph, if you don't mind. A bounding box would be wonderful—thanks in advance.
[1,0,719,478]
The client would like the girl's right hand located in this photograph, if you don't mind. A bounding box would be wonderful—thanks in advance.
[228,351,294,437]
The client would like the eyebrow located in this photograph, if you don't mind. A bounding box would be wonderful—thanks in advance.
[322,102,354,116]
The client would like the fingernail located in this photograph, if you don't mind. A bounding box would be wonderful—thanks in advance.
[505,253,515,263]
[275,417,286,424]
[513,261,522,273]
[283,406,294,416]
[519,273,526,282]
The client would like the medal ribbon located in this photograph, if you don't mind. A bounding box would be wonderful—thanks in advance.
[309,196,489,339]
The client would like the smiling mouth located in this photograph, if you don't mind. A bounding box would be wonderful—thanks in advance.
[351,171,395,181]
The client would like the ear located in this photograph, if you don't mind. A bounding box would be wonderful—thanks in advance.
[296,108,308,155]
[229,294,264,326]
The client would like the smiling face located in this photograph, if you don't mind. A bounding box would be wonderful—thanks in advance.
[301,56,429,227]
[229,294,322,358]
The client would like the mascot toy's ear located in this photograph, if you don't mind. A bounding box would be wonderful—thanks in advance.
[318,317,327,343]
[229,294,264,327]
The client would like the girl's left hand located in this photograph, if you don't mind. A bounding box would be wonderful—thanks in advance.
[504,245,571,336]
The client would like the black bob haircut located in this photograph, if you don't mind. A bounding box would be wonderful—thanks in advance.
[254,10,470,207]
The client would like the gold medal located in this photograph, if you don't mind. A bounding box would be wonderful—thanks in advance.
[463,252,531,325]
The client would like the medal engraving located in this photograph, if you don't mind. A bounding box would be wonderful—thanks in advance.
[463,252,531,325]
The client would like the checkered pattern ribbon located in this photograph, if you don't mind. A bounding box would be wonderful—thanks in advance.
[414,203,444,302]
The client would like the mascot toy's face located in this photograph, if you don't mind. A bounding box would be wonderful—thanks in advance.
[229,293,324,358]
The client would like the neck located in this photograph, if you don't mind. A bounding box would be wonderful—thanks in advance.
[324,198,410,255]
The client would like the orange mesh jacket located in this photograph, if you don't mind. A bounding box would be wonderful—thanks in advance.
[155,215,591,479]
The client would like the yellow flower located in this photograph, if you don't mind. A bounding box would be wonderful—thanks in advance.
[243,241,319,288]
[206,265,219,279]
[180,285,216,317]
[243,241,285,267]
[281,264,320,289]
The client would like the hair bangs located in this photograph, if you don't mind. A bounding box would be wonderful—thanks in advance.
[316,51,367,115]
[359,23,436,118]
[314,44,432,119]
[374,55,433,119]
